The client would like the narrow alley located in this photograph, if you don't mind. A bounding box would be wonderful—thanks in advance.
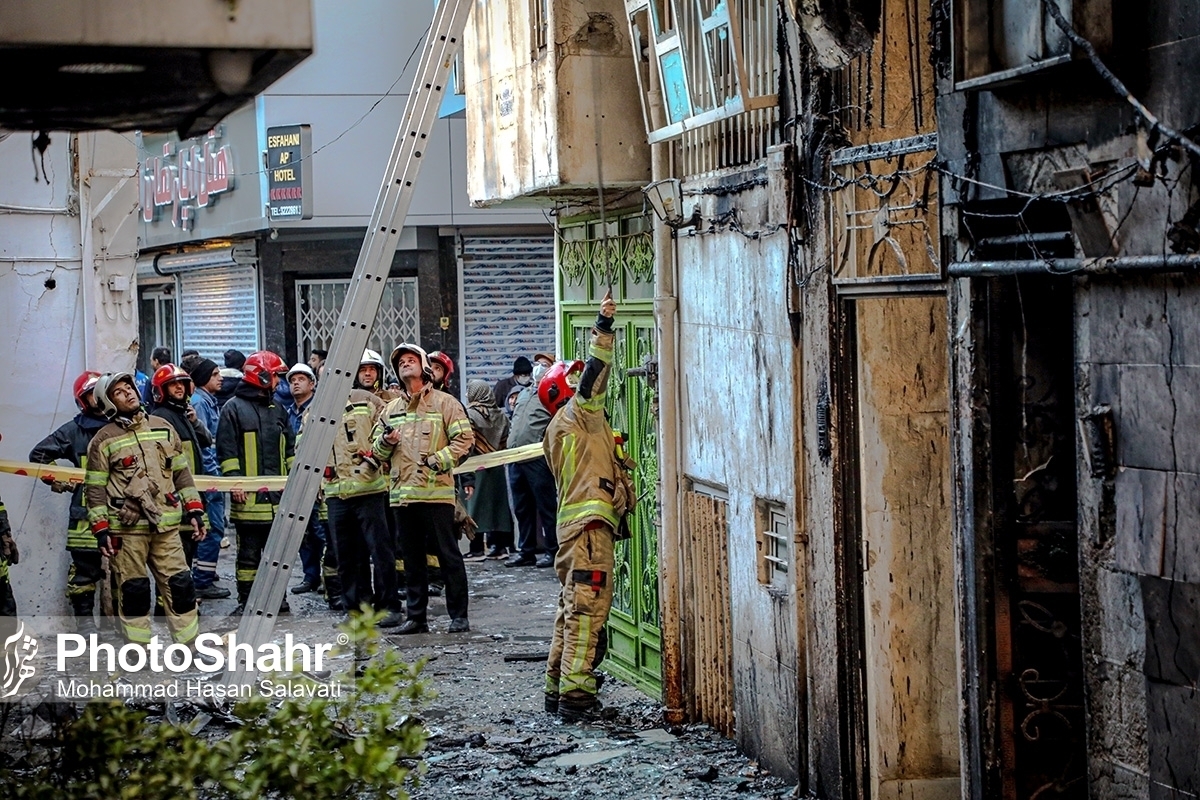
[2,555,794,800]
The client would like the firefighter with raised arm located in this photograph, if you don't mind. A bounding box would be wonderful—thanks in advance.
[216,351,295,614]
[539,289,637,721]
[28,371,107,632]
[84,372,206,644]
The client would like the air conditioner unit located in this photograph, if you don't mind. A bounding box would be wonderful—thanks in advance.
[0,0,312,136]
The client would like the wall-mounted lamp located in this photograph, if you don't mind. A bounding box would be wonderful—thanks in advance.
[643,179,701,230]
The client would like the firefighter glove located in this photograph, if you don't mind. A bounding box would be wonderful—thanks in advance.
[0,530,18,565]
[117,497,143,526]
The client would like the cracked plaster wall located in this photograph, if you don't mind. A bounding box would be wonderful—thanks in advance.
[0,131,138,619]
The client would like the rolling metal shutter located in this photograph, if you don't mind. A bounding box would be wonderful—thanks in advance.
[459,235,556,391]
[178,264,260,361]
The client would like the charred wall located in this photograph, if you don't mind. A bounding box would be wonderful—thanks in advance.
[941,0,1200,796]
[675,169,801,782]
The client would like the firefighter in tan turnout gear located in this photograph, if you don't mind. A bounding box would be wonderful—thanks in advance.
[540,290,636,721]
[84,372,207,644]
[323,350,404,627]
[373,343,474,634]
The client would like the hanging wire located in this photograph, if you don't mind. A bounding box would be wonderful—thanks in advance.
[590,51,614,293]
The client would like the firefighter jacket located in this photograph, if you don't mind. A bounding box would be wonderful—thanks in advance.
[29,411,107,550]
[373,382,474,507]
[84,412,204,537]
[543,314,635,542]
[322,388,388,499]
[148,400,212,477]
[216,382,295,523]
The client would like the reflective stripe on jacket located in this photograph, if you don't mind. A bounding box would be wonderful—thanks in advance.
[322,389,388,499]
[29,412,106,549]
[216,387,295,523]
[373,383,474,506]
[544,318,620,540]
[83,413,203,536]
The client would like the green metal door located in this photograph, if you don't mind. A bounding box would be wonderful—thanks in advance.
[558,214,662,698]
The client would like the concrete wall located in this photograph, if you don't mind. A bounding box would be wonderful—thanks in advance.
[676,175,800,780]
[262,0,546,228]
[0,131,138,618]
[1078,274,1200,798]
[463,0,650,204]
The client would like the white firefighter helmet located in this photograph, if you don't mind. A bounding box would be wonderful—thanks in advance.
[94,371,138,419]
[389,343,432,381]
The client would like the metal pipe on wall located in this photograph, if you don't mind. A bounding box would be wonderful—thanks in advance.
[948,254,1200,276]
[649,59,686,725]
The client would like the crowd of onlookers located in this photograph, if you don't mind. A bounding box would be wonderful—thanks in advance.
[2,343,560,637]
[0,292,622,722]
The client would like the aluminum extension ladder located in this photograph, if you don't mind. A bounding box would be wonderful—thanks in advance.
[199,0,473,709]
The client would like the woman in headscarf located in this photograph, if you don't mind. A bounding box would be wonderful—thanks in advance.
[465,380,514,558]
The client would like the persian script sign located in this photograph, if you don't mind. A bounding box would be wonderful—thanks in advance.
[139,127,235,230]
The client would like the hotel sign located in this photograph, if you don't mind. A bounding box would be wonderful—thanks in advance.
[266,124,313,221]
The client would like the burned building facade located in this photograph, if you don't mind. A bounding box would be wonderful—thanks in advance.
[462,0,1200,793]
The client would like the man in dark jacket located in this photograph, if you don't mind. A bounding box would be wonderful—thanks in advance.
[504,365,559,568]
[188,359,231,599]
[216,349,245,410]
[29,370,108,631]
[141,347,172,404]
[147,364,213,568]
[493,356,533,412]
[216,351,295,613]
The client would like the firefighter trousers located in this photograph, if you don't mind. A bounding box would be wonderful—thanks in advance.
[0,557,15,617]
[109,531,198,644]
[66,549,104,620]
[328,494,399,614]
[235,522,271,604]
[545,523,614,699]
[393,503,467,622]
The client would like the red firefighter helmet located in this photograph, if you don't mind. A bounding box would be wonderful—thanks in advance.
[427,350,455,377]
[72,370,102,411]
[151,364,193,403]
[242,351,288,390]
[538,360,585,414]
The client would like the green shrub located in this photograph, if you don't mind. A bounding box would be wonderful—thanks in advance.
[7,609,427,799]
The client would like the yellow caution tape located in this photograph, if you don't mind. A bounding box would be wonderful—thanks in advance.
[0,444,542,491]
[452,442,543,473]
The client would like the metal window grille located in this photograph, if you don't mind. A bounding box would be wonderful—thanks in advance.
[295,277,419,367]
[829,141,942,286]
[531,0,548,58]
[684,485,736,736]
[755,497,789,586]
[626,0,778,144]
